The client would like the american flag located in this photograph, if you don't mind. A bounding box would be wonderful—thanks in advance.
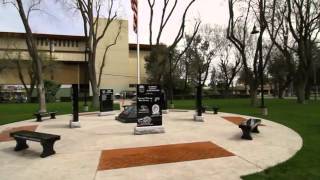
[131,0,138,33]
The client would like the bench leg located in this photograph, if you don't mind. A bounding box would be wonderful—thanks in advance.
[252,126,259,133]
[240,127,253,140]
[36,115,42,122]
[14,138,29,151]
[40,140,57,158]
[50,113,56,119]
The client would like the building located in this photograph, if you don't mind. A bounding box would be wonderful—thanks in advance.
[0,19,150,94]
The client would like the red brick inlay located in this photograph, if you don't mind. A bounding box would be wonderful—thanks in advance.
[97,141,234,171]
[0,125,38,142]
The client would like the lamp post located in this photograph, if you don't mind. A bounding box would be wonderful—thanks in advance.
[251,25,268,115]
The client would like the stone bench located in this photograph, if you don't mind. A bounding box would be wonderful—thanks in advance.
[239,118,261,140]
[34,111,56,122]
[10,130,61,158]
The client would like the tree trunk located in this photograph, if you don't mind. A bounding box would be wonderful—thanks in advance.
[278,85,286,99]
[249,85,258,107]
[16,0,46,112]
[294,68,308,104]
[305,81,311,101]
[223,85,230,98]
[88,50,99,109]
[91,85,99,109]
[296,82,306,104]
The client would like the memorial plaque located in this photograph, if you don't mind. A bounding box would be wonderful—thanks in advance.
[100,89,114,112]
[137,84,162,127]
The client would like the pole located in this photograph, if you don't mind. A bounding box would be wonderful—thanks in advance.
[137,1,140,85]
[259,38,265,108]
[84,47,88,106]
[72,84,79,122]
[137,32,140,84]
[169,53,173,106]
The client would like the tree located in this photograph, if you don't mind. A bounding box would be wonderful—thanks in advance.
[185,25,222,116]
[218,44,242,96]
[266,0,296,100]
[227,0,278,106]
[146,0,200,105]
[3,48,36,102]
[237,69,251,94]
[2,0,47,112]
[62,0,122,108]
[208,67,218,91]
[44,80,61,102]
[268,50,292,98]
[286,0,320,103]
[145,45,170,84]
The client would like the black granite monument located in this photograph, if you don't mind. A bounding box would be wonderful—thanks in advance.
[136,84,162,127]
[116,104,137,123]
[100,89,114,112]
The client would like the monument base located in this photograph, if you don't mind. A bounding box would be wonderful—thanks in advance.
[162,109,169,114]
[193,115,204,122]
[69,120,81,128]
[99,111,115,116]
[134,126,165,135]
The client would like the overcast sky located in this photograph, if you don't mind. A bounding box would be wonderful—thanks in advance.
[0,0,228,45]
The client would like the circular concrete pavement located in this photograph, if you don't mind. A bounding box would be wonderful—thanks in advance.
[0,110,302,180]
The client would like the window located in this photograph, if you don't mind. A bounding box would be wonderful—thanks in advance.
[71,41,74,47]
[76,41,79,47]
[63,40,66,47]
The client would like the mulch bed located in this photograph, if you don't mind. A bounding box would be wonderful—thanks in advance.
[0,125,38,142]
[98,141,234,171]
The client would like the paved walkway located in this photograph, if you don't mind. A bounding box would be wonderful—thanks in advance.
[0,110,302,180]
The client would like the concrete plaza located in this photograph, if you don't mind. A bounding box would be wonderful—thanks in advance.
[0,110,302,180]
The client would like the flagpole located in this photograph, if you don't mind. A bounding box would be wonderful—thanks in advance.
[137,1,140,85]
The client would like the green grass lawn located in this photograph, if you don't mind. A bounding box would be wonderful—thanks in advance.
[173,98,320,180]
[0,102,120,125]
